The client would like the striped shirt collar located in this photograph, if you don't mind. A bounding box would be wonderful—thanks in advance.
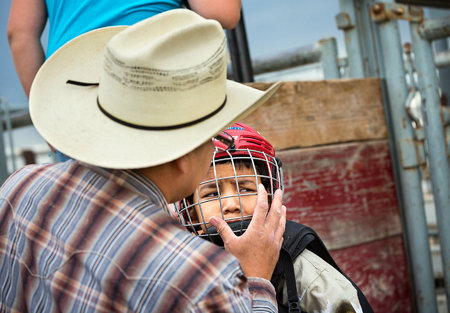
[81,161,171,215]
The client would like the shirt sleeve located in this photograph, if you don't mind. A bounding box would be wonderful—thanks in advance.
[281,248,363,313]
[193,273,277,313]
[247,277,278,312]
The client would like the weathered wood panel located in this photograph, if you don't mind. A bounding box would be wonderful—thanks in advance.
[277,139,412,312]
[331,237,413,312]
[244,79,388,150]
[279,139,402,250]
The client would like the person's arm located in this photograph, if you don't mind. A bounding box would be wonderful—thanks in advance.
[7,0,48,98]
[187,0,241,30]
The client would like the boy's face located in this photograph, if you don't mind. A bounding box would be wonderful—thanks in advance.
[192,161,261,232]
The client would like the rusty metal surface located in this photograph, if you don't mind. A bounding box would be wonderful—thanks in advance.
[371,3,423,23]
[418,15,450,41]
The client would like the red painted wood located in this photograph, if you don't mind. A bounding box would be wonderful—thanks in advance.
[278,140,413,312]
[331,236,413,312]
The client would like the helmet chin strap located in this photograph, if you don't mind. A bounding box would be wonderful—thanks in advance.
[203,219,251,246]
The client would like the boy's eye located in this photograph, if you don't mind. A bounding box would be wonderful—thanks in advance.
[204,191,219,198]
[199,189,219,199]
[238,182,258,195]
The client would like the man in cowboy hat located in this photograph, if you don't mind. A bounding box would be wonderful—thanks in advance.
[0,9,284,313]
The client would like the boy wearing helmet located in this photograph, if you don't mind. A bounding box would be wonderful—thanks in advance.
[177,122,374,313]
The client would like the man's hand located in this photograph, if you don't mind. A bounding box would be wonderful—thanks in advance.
[209,184,286,280]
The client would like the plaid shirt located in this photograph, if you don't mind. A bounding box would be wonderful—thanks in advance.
[0,160,276,312]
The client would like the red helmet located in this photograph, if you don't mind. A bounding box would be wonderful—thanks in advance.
[176,122,283,245]
[214,122,275,158]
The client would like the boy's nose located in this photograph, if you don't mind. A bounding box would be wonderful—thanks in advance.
[221,196,241,215]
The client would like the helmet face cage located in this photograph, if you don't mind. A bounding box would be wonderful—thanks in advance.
[176,146,284,242]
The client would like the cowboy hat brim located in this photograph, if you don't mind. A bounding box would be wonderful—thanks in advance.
[30,26,280,169]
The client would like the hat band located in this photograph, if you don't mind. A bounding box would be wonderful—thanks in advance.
[97,96,227,130]
[65,79,227,130]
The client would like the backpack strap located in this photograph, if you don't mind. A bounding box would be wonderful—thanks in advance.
[272,221,314,313]
[279,248,301,313]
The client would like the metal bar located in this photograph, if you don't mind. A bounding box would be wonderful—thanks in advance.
[231,44,447,80]
[434,46,450,101]
[319,37,340,79]
[251,45,321,76]
[375,12,438,313]
[336,49,450,75]
[337,0,366,78]
[429,9,450,103]
[356,0,383,77]
[226,29,243,82]
[226,9,254,83]
[418,15,450,41]
[411,20,450,310]
[1,99,16,171]
[1,109,31,130]
[0,103,9,185]
[234,10,253,83]
[434,50,450,68]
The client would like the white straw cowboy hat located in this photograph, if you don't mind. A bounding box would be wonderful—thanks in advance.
[30,9,280,169]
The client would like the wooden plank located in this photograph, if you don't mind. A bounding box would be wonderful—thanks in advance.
[243,78,388,150]
[331,236,413,313]
[278,139,402,250]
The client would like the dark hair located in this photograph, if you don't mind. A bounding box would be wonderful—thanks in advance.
[215,158,271,190]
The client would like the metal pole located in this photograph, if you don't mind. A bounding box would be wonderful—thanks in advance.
[336,0,366,78]
[0,103,9,185]
[410,19,450,310]
[433,41,450,103]
[375,10,438,313]
[251,45,321,76]
[319,37,341,79]
[428,9,450,103]
[1,99,17,171]
[226,9,254,83]
[435,50,450,69]
[357,0,384,77]
[417,15,450,42]
[227,29,243,82]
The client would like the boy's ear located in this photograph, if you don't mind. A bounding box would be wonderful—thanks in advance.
[189,207,200,224]
[185,193,200,223]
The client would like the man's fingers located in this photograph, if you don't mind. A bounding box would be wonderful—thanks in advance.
[265,189,283,230]
[249,184,269,226]
[274,205,287,241]
[209,216,236,246]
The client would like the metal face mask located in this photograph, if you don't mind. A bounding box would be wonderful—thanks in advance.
[176,123,283,246]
